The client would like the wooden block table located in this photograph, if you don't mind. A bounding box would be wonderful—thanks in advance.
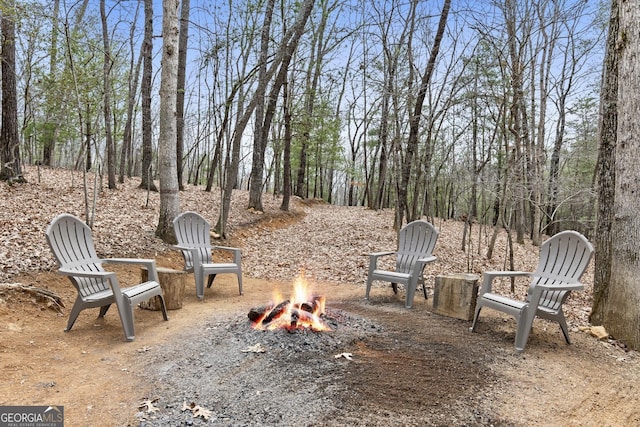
[432,273,480,321]
[140,266,187,310]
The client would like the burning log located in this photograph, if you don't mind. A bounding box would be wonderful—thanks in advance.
[247,305,270,323]
[288,307,317,329]
[248,275,330,331]
[248,297,329,331]
[300,295,323,314]
[262,300,290,324]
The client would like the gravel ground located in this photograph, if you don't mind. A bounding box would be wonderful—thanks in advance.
[137,308,384,426]
[132,204,520,427]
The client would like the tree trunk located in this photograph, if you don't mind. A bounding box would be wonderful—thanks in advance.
[100,0,116,189]
[280,78,292,212]
[0,4,22,182]
[176,0,190,191]
[590,0,617,327]
[41,0,59,167]
[294,0,328,200]
[374,42,394,210]
[139,0,158,192]
[504,0,526,245]
[595,0,640,350]
[155,0,181,244]
[119,8,143,184]
[248,0,276,212]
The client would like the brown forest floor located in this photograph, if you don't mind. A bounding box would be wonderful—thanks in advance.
[0,166,639,426]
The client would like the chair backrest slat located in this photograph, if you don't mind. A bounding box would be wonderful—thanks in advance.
[173,211,213,269]
[531,230,594,311]
[396,220,438,274]
[46,214,109,298]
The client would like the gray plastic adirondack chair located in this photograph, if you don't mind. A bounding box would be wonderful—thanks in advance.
[45,214,168,341]
[365,220,439,308]
[172,211,243,299]
[470,230,594,353]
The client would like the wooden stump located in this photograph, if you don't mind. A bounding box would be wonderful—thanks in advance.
[432,273,479,321]
[140,267,186,310]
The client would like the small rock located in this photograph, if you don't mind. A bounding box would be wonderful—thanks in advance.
[7,323,21,332]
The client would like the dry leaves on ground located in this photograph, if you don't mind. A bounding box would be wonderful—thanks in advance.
[0,165,593,328]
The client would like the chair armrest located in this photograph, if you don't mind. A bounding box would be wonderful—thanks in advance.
[536,281,584,292]
[369,251,396,258]
[171,245,207,271]
[416,256,437,265]
[102,258,159,282]
[527,281,584,308]
[368,251,396,270]
[212,246,242,265]
[103,257,155,266]
[411,256,437,277]
[58,268,115,279]
[480,271,531,294]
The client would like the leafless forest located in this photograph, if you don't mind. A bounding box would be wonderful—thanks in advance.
[2,1,640,347]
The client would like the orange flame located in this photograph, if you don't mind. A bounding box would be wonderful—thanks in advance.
[251,274,331,332]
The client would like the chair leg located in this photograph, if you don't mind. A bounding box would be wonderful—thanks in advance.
[65,299,85,332]
[98,305,111,318]
[405,277,418,309]
[391,283,398,294]
[470,305,482,332]
[237,273,243,295]
[365,276,373,299]
[207,274,216,288]
[557,314,571,344]
[157,294,169,321]
[194,269,205,299]
[514,306,534,353]
[117,297,136,342]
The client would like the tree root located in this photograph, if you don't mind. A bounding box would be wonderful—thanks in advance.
[0,283,65,314]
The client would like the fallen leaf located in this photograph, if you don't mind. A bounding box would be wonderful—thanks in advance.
[192,405,212,420]
[334,352,353,361]
[181,401,212,420]
[241,343,266,353]
[138,399,159,413]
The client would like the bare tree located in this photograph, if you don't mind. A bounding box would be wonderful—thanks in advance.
[247,0,276,212]
[216,0,315,238]
[41,0,59,167]
[155,0,181,243]
[589,0,617,330]
[176,0,190,190]
[502,0,529,245]
[100,0,116,189]
[280,77,292,211]
[140,0,158,191]
[395,0,450,229]
[294,0,334,199]
[0,1,23,182]
[119,3,143,183]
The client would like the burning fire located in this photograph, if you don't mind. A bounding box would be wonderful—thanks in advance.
[249,274,331,332]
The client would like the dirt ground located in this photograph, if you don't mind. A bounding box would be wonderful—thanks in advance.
[2,215,640,427]
[2,266,640,427]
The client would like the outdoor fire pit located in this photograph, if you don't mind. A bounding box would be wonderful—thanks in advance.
[137,277,393,426]
[247,274,331,331]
